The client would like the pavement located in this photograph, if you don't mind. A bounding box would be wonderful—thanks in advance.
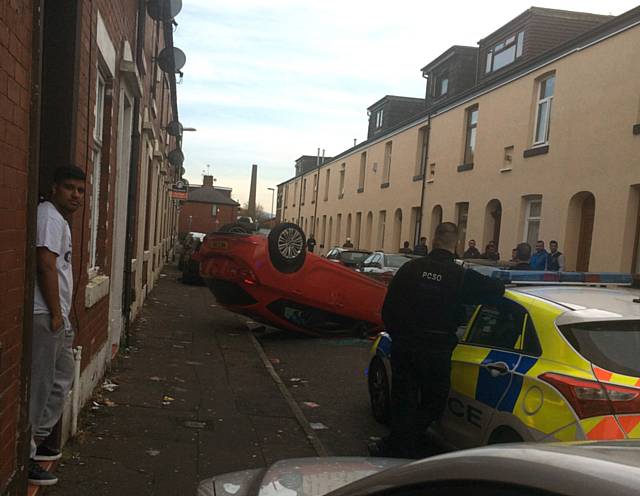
[46,264,318,495]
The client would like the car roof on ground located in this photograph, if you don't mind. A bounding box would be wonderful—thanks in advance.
[511,286,640,321]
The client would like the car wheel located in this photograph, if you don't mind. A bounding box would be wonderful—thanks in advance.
[219,223,250,234]
[488,427,523,444]
[368,357,391,425]
[267,223,306,273]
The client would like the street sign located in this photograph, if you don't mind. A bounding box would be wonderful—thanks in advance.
[170,190,188,200]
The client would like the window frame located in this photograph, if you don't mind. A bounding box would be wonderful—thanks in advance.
[375,109,384,129]
[88,71,107,275]
[382,141,393,185]
[465,299,541,356]
[485,30,525,73]
[358,152,367,191]
[533,74,555,146]
[523,197,542,245]
[463,105,478,165]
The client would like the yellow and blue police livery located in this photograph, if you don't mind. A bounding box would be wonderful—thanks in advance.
[368,270,640,449]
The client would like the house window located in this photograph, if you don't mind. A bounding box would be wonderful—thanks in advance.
[339,163,345,197]
[464,105,479,165]
[375,109,384,129]
[416,126,429,177]
[432,73,448,97]
[284,184,289,207]
[358,152,366,191]
[486,31,525,73]
[293,182,298,206]
[89,72,107,273]
[324,169,330,201]
[211,204,218,217]
[382,141,392,185]
[524,196,542,246]
[534,74,555,146]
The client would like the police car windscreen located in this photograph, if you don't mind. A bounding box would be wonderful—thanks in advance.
[559,320,640,377]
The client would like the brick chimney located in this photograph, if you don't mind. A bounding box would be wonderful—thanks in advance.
[203,175,214,187]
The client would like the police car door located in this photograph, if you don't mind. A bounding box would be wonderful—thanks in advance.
[438,298,526,449]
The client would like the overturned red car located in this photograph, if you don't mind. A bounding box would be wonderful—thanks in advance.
[195,223,386,336]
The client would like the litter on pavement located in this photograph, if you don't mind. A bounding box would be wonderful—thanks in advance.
[309,422,328,430]
[303,402,320,408]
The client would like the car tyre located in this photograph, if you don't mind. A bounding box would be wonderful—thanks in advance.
[368,357,391,425]
[488,427,523,444]
[267,223,306,273]
[219,223,250,234]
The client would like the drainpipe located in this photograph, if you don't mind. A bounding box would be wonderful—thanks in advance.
[122,0,146,349]
[71,346,82,436]
[13,0,44,491]
[416,113,432,242]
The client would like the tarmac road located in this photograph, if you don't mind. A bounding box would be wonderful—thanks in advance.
[256,329,388,456]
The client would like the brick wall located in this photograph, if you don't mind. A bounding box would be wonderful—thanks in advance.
[178,202,238,235]
[0,0,32,491]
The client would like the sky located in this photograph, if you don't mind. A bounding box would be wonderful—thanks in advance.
[174,0,638,213]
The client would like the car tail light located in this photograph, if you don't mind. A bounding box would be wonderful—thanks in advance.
[540,373,640,418]
[239,268,258,286]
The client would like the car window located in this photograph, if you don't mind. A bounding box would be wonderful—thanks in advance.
[523,314,542,356]
[466,299,526,350]
[559,320,640,377]
[371,254,382,266]
[385,255,411,268]
[362,254,375,266]
[341,252,369,263]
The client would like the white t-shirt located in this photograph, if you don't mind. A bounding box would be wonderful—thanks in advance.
[33,201,73,330]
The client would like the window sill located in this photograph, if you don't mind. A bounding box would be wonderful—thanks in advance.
[85,275,110,309]
[499,167,513,173]
[338,193,344,199]
[426,178,434,184]
[380,182,390,189]
[523,145,549,158]
[633,123,640,135]
[413,174,424,182]
[457,163,474,172]
[357,187,364,194]
[143,250,151,262]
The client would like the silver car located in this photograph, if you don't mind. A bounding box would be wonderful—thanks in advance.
[198,441,640,496]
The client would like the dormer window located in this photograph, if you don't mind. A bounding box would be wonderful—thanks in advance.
[375,109,384,129]
[430,72,449,97]
[486,31,525,73]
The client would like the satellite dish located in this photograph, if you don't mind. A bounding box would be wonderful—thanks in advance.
[166,120,183,136]
[147,0,182,21]
[168,149,185,167]
[157,47,186,74]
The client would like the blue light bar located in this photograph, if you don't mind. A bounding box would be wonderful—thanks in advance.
[477,269,633,285]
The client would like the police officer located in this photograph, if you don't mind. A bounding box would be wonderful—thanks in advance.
[369,222,505,458]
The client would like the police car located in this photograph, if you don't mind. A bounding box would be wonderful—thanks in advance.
[367,270,640,448]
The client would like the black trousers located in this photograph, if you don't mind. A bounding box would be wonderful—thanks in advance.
[388,344,453,456]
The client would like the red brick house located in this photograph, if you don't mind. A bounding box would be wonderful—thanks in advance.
[0,1,182,492]
[178,175,240,235]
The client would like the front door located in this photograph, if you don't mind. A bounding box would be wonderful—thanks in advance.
[576,195,595,271]
[107,87,134,358]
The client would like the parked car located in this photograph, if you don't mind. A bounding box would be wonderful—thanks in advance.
[326,247,372,269]
[198,441,640,496]
[368,269,640,449]
[195,223,386,336]
[359,252,417,284]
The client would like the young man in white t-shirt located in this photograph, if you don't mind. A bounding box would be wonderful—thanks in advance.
[29,165,85,486]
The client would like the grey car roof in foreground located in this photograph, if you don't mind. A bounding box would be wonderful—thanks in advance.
[198,442,640,496]
[326,441,640,496]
